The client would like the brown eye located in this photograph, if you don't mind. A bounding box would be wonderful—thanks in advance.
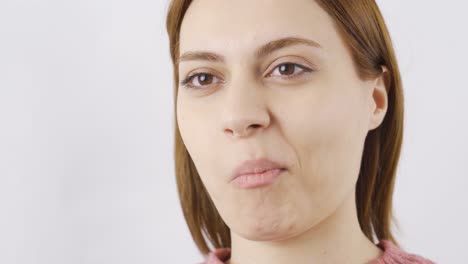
[278,63,295,75]
[181,72,222,89]
[269,62,312,79]
[197,73,213,85]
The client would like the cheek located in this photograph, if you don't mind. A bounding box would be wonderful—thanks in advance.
[176,97,228,205]
[282,84,368,203]
[177,98,216,180]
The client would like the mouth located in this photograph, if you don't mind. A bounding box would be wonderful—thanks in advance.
[231,168,286,189]
[231,158,288,189]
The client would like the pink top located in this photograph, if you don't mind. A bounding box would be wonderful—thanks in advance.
[200,240,436,264]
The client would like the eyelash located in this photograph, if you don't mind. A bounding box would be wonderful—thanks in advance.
[180,63,313,90]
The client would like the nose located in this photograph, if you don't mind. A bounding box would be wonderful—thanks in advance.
[221,77,271,139]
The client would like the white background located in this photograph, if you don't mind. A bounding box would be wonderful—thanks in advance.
[0,0,466,263]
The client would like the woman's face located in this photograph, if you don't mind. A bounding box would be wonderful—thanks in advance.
[176,0,386,241]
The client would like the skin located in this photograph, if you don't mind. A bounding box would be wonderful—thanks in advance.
[176,0,389,263]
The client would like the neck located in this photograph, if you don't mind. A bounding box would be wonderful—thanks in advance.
[226,189,383,264]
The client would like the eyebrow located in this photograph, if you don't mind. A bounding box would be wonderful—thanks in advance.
[177,36,322,65]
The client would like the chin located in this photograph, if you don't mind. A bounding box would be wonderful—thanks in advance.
[234,217,301,242]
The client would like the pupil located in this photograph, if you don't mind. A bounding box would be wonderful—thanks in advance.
[199,74,211,85]
[280,64,294,75]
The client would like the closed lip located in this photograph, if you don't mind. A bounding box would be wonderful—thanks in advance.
[231,158,288,181]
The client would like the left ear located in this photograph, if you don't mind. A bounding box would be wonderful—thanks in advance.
[368,65,389,131]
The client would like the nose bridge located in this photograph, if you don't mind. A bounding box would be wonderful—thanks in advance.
[221,65,270,138]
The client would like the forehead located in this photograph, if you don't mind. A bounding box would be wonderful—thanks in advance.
[179,0,338,57]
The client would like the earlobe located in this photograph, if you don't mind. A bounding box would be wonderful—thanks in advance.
[368,66,389,131]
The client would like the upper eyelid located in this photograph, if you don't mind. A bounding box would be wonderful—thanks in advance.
[181,63,311,88]
[181,55,316,76]
[265,56,316,73]
[183,61,313,82]
[268,63,311,75]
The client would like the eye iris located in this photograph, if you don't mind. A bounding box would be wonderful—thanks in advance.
[279,64,295,75]
[198,74,212,85]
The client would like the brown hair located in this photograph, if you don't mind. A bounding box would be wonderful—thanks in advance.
[166,0,403,255]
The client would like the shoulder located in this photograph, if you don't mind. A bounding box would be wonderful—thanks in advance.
[371,240,436,264]
[198,240,436,264]
[197,248,231,264]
